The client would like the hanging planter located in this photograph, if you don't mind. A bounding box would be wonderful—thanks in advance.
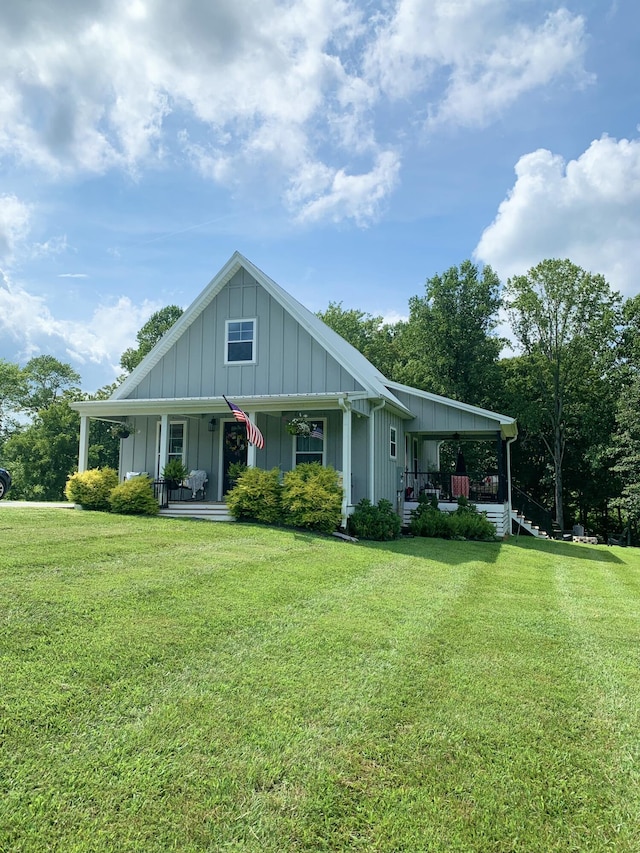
[110,422,132,439]
[286,414,312,436]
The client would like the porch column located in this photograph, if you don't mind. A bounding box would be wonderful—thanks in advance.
[497,432,506,503]
[338,397,352,525]
[159,414,170,476]
[78,415,90,473]
[246,411,257,468]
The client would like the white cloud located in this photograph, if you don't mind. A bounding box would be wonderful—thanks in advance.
[365,2,591,127]
[292,150,401,225]
[475,134,640,293]
[0,195,31,258]
[0,273,163,383]
[0,0,591,224]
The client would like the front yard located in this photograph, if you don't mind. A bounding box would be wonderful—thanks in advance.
[1,509,639,851]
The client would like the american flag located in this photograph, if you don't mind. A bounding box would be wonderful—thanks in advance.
[223,396,265,449]
[310,423,324,440]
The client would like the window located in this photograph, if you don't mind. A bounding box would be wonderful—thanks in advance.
[226,319,256,363]
[390,426,397,459]
[156,421,186,477]
[295,420,325,466]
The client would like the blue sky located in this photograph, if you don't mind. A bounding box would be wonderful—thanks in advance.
[1,0,639,391]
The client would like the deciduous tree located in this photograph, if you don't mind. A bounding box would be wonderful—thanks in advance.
[505,259,621,531]
[395,261,504,406]
[120,305,183,373]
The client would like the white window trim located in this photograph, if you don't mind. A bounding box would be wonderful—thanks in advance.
[390,426,397,460]
[292,418,326,468]
[224,318,257,365]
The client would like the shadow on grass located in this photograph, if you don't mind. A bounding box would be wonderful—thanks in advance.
[507,536,626,563]
[353,534,626,565]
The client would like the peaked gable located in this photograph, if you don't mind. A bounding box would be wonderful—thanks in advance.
[112,252,410,412]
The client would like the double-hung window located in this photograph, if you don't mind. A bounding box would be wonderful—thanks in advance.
[226,319,256,364]
[390,426,397,459]
[294,420,325,466]
[156,421,186,477]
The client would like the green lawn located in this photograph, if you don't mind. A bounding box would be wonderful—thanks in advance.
[1,509,639,852]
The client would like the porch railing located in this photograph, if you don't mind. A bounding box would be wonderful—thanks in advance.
[153,479,169,509]
[512,485,556,538]
[404,471,502,503]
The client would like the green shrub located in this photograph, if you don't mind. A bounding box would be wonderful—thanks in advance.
[449,509,497,541]
[65,468,119,510]
[109,476,159,516]
[161,459,189,484]
[348,498,401,541]
[226,467,283,525]
[281,463,342,534]
[410,497,497,541]
[410,504,453,539]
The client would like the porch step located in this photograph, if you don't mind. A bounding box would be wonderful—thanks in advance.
[511,510,548,538]
[159,501,234,522]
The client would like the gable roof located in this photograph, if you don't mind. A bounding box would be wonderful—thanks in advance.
[385,380,517,439]
[112,251,411,413]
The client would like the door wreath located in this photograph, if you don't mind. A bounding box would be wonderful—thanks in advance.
[225,430,247,453]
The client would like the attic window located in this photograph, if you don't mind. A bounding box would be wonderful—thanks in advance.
[225,319,256,364]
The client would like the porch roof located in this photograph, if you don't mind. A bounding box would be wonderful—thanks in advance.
[71,391,373,418]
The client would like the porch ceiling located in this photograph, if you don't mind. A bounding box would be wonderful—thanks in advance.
[70,392,371,417]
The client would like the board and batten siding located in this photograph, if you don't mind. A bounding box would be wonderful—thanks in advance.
[392,387,503,435]
[372,406,405,507]
[124,269,365,401]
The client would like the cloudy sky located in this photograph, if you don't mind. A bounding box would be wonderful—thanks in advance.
[1,0,638,390]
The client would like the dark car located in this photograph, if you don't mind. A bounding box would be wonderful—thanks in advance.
[0,467,11,500]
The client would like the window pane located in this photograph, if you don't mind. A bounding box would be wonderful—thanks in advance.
[296,435,323,452]
[227,341,253,361]
[296,452,323,465]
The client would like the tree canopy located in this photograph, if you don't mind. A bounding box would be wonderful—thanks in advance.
[395,260,503,406]
[505,258,621,530]
[120,305,184,373]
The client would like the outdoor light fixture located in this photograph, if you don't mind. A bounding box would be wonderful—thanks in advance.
[208,418,217,432]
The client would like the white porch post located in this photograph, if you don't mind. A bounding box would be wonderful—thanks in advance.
[159,414,170,476]
[78,415,90,473]
[338,397,352,526]
[246,411,257,468]
[369,400,385,502]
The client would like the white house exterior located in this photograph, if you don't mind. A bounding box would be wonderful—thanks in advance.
[71,252,517,532]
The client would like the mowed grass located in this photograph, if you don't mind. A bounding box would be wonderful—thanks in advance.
[1,510,639,852]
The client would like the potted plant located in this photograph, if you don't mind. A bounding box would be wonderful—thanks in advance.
[110,422,133,439]
[286,414,311,436]
[161,459,189,489]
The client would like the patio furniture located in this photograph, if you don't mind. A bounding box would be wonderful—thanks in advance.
[185,470,208,499]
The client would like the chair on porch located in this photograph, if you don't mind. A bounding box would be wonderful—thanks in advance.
[185,470,208,500]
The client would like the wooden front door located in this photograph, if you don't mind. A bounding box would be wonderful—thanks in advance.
[222,421,248,494]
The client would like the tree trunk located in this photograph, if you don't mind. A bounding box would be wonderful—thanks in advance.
[554,424,564,531]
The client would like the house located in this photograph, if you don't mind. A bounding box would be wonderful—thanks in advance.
[71,252,518,534]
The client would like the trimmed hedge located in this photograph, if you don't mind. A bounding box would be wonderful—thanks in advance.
[109,477,159,516]
[226,467,284,525]
[281,463,342,534]
[65,468,119,511]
